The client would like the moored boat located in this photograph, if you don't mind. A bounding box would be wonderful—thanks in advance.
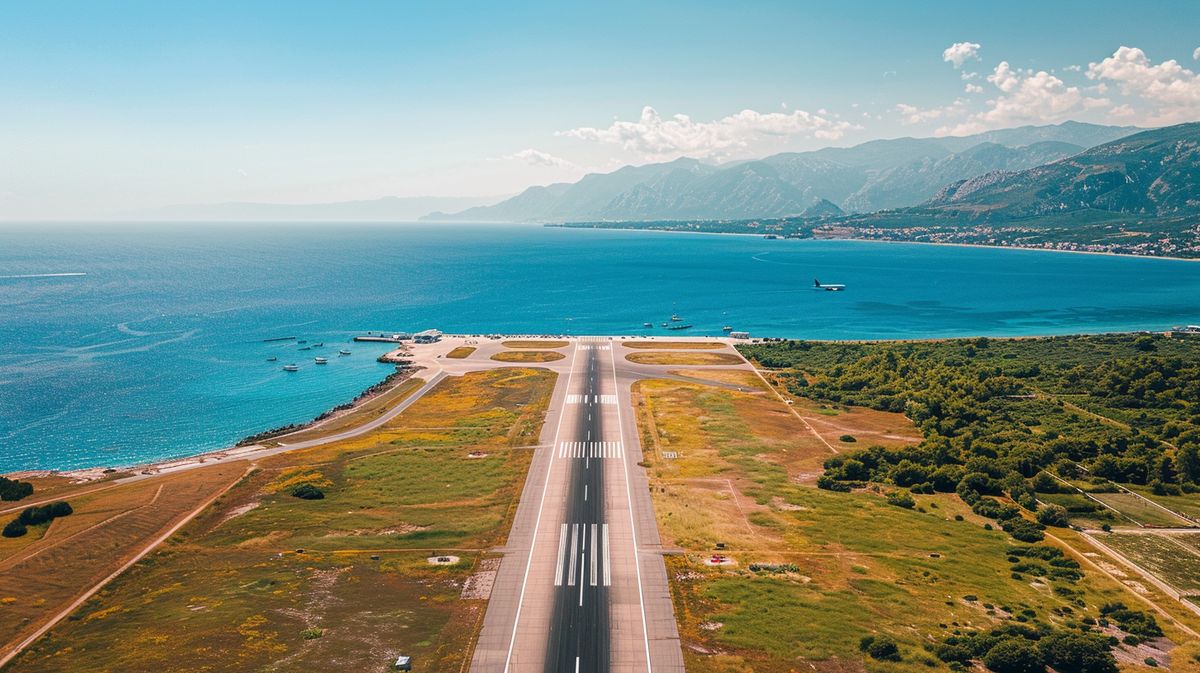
[314,357,328,364]
[283,364,299,371]
[339,349,351,355]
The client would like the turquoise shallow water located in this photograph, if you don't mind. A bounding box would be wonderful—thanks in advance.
[2,222,1199,472]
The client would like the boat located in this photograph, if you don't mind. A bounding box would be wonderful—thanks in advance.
[670,314,683,322]
[299,346,312,351]
[313,342,324,347]
[339,349,351,355]
[263,336,296,343]
[723,326,733,332]
[297,340,307,344]
[661,322,668,327]
[314,357,328,364]
[643,322,653,328]
[267,356,278,362]
[283,364,299,372]
[666,323,693,331]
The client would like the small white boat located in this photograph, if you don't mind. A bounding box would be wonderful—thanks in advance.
[314,357,328,364]
[671,314,683,322]
[723,326,733,332]
[339,349,351,355]
[643,322,653,328]
[283,364,299,372]
[267,356,278,362]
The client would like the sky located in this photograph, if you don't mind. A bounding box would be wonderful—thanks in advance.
[2,0,1199,219]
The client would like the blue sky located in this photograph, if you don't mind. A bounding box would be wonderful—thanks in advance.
[2,0,1199,218]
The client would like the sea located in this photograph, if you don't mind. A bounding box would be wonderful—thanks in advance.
[3,222,1199,473]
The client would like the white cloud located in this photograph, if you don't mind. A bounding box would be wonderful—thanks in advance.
[943,42,981,68]
[961,71,979,80]
[504,148,576,169]
[1194,47,1200,61]
[1087,46,1200,124]
[895,99,968,125]
[964,83,984,94]
[936,61,1106,135]
[558,105,857,160]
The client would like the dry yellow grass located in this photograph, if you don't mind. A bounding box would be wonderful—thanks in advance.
[0,463,246,657]
[623,341,727,350]
[491,350,565,363]
[501,340,568,349]
[259,377,425,445]
[446,346,476,358]
[3,368,559,673]
[625,351,745,366]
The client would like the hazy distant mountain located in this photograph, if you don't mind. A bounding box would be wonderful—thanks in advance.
[925,122,1200,217]
[424,122,1139,222]
[141,194,506,222]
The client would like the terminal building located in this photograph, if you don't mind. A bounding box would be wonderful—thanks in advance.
[413,329,442,344]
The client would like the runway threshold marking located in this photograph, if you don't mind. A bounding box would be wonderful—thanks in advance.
[554,524,569,586]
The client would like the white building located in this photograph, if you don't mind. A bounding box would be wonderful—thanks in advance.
[413,329,442,344]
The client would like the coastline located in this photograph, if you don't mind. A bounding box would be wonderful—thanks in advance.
[551,224,1200,263]
[14,355,422,484]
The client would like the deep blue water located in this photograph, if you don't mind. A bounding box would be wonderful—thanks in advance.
[2,222,1199,472]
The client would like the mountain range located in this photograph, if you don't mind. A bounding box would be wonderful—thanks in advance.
[423,122,1141,223]
[923,122,1200,218]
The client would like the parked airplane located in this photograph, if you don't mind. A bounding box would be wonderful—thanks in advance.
[813,279,845,291]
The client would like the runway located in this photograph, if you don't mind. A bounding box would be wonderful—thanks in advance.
[470,337,684,673]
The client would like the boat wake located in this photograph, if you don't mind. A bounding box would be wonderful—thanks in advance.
[0,272,87,279]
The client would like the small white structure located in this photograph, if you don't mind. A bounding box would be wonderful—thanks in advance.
[729,331,750,339]
[413,329,442,344]
[394,654,412,671]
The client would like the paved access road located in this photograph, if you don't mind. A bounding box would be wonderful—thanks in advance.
[471,337,685,673]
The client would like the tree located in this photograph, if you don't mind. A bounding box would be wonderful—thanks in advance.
[983,638,1044,673]
[1177,444,1200,483]
[1036,504,1070,527]
[1002,518,1045,543]
[1,520,26,538]
[1038,632,1117,673]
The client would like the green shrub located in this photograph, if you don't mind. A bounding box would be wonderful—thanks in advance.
[983,638,1044,673]
[859,634,901,661]
[291,483,325,500]
[839,434,856,443]
[2,520,27,538]
[1036,504,1070,527]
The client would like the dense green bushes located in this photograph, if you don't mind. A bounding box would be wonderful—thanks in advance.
[0,476,34,502]
[2,501,73,537]
[290,483,325,500]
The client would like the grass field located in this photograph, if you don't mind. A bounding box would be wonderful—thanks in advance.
[491,350,566,363]
[633,376,1187,673]
[4,368,557,673]
[1126,485,1200,523]
[446,346,477,359]
[623,341,727,350]
[1089,492,1193,528]
[262,377,425,445]
[0,463,247,658]
[501,340,567,349]
[626,351,745,366]
[1101,533,1200,593]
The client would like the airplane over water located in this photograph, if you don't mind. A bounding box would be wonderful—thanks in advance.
[813,278,846,291]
